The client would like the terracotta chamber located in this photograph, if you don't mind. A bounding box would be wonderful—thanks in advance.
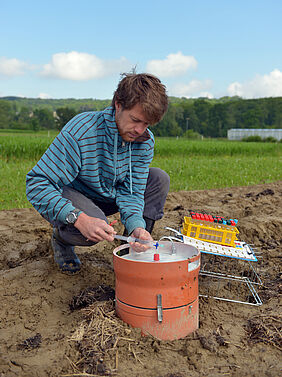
[113,241,200,340]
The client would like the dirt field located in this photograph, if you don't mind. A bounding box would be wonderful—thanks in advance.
[0,181,281,377]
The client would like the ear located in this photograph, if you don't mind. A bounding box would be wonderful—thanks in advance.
[115,101,122,112]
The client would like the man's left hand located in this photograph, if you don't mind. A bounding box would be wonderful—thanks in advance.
[130,227,153,252]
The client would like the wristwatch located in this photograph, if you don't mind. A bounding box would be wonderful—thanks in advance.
[66,209,81,224]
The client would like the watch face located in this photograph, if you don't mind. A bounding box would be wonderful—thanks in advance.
[66,212,76,224]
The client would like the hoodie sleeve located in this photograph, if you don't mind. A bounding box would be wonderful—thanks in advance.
[26,131,81,224]
[115,138,154,235]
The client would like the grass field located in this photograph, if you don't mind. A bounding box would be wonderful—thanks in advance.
[0,133,281,210]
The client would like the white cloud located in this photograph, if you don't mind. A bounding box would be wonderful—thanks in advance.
[228,69,282,98]
[146,52,197,78]
[0,57,30,77]
[198,91,214,99]
[169,79,213,98]
[41,51,131,81]
[38,92,52,99]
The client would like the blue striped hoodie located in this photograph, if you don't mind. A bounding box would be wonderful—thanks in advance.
[26,107,154,234]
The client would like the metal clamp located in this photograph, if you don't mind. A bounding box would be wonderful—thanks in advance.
[157,294,163,322]
[158,236,180,254]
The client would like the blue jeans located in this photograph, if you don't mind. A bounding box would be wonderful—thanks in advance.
[54,167,170,246]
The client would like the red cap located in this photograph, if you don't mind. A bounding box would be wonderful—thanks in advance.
[200,214,205,220]
[204,214,209,221]
[153,253,160,261]
[208,215,214,222]
[191,214,196,219]
[196,213,200,219]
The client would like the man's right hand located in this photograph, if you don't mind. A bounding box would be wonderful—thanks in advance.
[74,213,116,242]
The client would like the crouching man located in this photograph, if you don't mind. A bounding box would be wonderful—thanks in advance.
[26,73,170,273]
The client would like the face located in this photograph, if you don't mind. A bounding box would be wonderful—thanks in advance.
[115,102,150,142]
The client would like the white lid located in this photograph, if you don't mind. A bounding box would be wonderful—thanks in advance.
[114,241,199,263]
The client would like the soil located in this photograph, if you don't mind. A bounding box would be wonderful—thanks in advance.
[0,181,281,377]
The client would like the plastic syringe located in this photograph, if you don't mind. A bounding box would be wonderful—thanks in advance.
[114,234,151,244]
[114,234,163,248]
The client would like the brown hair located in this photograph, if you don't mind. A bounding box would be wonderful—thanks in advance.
[112,73,168,125]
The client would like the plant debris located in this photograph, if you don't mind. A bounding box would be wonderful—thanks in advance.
[245,315,282,351]
[17,333,42,350]
[69,300,137,375]
[69,284,115,311]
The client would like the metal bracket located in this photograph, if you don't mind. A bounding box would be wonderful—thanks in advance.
[157,294,163,322]
[158,235,180,254]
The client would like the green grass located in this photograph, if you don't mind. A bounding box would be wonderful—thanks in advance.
[1,135,281,160]
[154,138,281,157]
[0,159,37,210]
[151,155,281,191]
[0,134,56,159]
[0,129,58,136]
[0,135,281,210]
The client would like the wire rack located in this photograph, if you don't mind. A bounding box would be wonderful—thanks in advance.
[199,253,262,306]
[165,227,263,306]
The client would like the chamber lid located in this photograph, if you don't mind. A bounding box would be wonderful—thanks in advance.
[114,241,199,263]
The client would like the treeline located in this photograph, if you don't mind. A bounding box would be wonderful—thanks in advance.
[1,96,282,137]
[0,97,111,131]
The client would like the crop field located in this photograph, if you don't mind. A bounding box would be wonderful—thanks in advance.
[0,132,281,210]
[152,138,282,191]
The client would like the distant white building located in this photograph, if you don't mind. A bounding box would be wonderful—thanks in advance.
[227,129,282,141]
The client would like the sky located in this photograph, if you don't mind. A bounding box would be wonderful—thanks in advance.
[0,0,282,100]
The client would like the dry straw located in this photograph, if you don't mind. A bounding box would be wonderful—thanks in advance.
[246,314,282,351]
[67,300,142,376]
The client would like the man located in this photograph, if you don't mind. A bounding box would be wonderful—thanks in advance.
[26,73,170,273]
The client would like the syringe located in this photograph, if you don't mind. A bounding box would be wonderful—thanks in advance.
[114,234,151,244]
[114,234,163,249]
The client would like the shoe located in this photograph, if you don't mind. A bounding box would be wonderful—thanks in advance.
[51,229,81,273]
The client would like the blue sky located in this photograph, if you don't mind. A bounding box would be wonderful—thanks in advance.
[1,0,281,99]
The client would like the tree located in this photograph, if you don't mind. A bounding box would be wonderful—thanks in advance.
[154,103,183,136]
[0,100,13,129]
[33,108,55,129]
[13,106,33,129]
[193,99,212,136]
[55,107,77,130]
[17,106,31,123]
[182,103,198,134]
[31,118,40,131]
[208,103,228,137]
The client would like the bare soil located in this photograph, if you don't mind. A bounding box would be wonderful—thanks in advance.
[0,181,281,377]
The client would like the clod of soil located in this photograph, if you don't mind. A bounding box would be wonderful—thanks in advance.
[17,333,42,350]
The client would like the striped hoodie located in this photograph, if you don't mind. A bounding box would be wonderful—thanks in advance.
[26,107,154,235]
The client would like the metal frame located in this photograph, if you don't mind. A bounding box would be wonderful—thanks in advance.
[199,272,262,306]
[165,227,263,306]
[199,252,263,306]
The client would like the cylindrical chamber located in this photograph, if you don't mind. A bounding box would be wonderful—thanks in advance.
[113,242,200,340]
